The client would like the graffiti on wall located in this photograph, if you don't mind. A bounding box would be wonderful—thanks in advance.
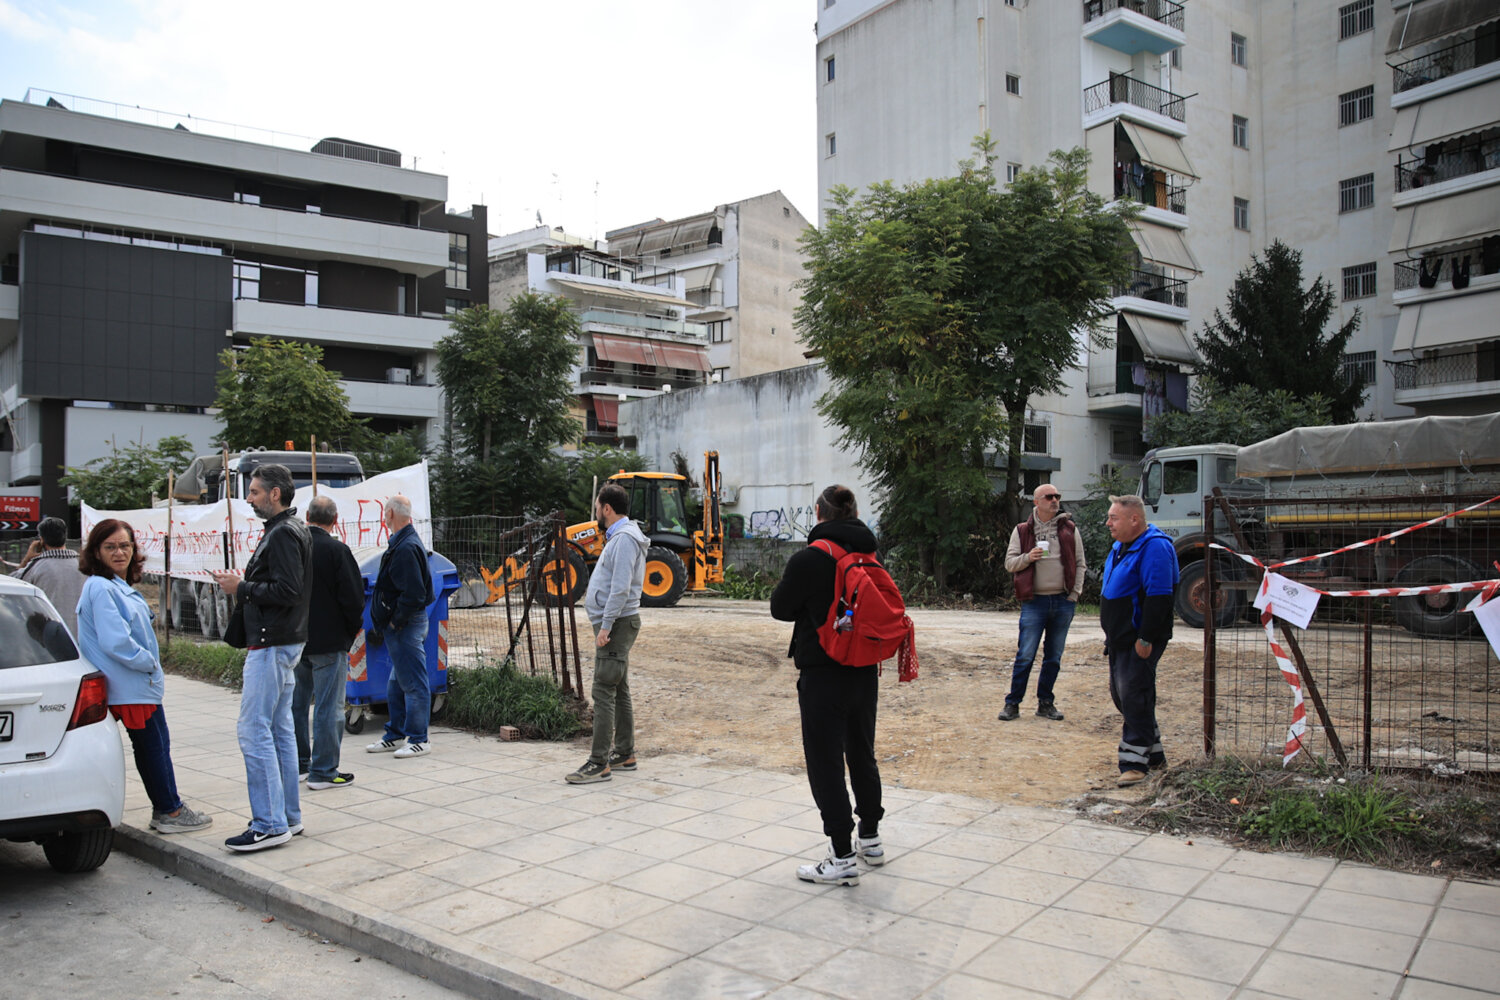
[747,505,816,540]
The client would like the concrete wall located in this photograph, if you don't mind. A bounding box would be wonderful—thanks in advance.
[618,363,882,537]
[63,406,218,471]
[731,192,814,377]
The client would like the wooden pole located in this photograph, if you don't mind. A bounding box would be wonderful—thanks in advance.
[222,448,236,570]
[310,434,318,496]
[162,470,175,643]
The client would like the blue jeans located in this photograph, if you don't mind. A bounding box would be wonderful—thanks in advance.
[1006,594,1076,706]
[124,705,183,815]
[238,643,304,835]
[382,618,430,745]
[294,651,347,782]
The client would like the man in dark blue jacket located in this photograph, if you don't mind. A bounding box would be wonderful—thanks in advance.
[295,495,365,789]
[365,495,434,759]
[1100,494,1179,787]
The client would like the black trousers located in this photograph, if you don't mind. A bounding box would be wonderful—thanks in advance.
[797,666,884,844]
[1108,644,1166,773]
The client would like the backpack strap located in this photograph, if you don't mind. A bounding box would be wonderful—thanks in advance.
[810,539,848,562]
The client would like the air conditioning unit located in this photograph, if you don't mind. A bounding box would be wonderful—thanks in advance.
[386,368,412,385]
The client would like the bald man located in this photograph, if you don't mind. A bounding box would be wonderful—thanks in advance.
[1000,484,1086,722]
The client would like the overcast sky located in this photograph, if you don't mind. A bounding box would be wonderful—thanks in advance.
[0,0,819,239]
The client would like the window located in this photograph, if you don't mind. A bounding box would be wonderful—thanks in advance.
[1006,162,1021,183]
[1339,173,1375,213]
[233,262,260,300]
[1233,197,1250,231]
[1340,350,1377,387]
[707,320,728,343]
[1005,74,1021,95]
[825,56,835,82]
[1339,0,1374,39]
[825,133,837,157]
[1230,33,1247,66]
[445,297,467,315]
[711,367,730,383]
[1005,0,1016,5]
[1339,85,1374,126]
[446,232,468,288]
[1023,424,1048,454]
[1111,426,1146,458]
[1163,459,1199,496]
[1232,115,1249,149]
[1170,47,1181,69]
[1342,262,1377,300]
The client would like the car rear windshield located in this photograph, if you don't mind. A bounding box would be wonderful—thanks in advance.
[0,594,80,669]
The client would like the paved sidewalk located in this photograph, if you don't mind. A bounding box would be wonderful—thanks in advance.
[116,674,1500,1000]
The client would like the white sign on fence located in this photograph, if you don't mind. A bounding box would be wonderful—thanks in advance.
[1252,571,1322,630]
[81,461,432,580]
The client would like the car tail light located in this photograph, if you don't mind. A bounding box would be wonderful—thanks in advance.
[67,671,109,731]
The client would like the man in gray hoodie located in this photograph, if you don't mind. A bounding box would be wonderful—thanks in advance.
[567,483,648,784]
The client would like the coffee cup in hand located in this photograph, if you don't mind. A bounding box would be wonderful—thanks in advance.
[1037,540,1051,556]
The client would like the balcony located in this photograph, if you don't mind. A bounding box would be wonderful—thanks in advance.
[340,378,442,421]
[578,308,708,340]
[1394,133,1500,193]
[234,298,452,351]
[1115,172,1186,216]
[1084,75,1187,125]
[1392,350,1499,390]
[578,367,707,393]
[1082,0,1185,56]
[1113,268,1189,309]
[1393,33,1500,94]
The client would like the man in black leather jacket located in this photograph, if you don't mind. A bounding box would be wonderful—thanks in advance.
[212,463,312,852]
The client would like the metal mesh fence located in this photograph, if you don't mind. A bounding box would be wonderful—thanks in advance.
[1201,489,1499,785]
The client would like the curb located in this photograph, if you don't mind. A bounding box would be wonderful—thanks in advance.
[114,823,582,1000]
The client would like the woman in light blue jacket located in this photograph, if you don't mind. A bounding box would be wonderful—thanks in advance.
[76,519,211,835]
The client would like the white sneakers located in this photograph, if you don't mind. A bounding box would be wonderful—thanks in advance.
[797,845,861,886]
[393,742,430,758]
[855,832,886,866]
[366,739,430,758]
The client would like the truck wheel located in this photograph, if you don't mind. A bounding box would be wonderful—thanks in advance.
[533,545,589,606]
[639,547,688,608]
[42,827,114,873]
[1175,558,1245,630]
[170,579,197,631]
[1391,555,1482,638]
[195,583,218,639]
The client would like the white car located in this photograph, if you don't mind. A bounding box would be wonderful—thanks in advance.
[0,574,125,872]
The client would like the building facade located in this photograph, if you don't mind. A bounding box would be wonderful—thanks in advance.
[606,191,814,381]
[815,0,1499,496]
[487,227,712,446]
[0,92,484,512]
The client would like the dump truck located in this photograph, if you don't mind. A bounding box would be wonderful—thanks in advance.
[1137,413,1500,637]
[164,448,365,637]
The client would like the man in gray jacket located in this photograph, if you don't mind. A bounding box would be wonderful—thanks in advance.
[16,517,84,636]
[567,483,648,784]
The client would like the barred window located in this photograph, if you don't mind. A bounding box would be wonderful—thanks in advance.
[1339,85,1374,126]
[1023,424,1049,454]
[1233,197,1250,231]
[1231,33,1247,66]
[1340,350,1377,388]
[1339,0,1374,39]
[1232,115,1249,149]
[1339,173,1375,212]
[1111,425,1146,458]
[1342,262,1378,300]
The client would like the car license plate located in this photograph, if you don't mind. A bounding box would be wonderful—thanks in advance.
[0,711,11,742]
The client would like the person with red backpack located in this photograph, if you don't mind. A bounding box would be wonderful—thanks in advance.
[771,484,895,887]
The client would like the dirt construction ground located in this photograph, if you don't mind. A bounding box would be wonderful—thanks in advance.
[575,597,1203,807]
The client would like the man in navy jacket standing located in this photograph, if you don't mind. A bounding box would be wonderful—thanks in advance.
[365,494,434,759]
[1100,494,1179,788]
[295,495,365,788]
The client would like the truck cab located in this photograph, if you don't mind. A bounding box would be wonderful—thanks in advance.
[174,450,364,504]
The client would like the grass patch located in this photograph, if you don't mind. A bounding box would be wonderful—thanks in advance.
[714,565,778,600]
[1086,755,1500,877]
[445,658,585,740]
[160,638,245,690]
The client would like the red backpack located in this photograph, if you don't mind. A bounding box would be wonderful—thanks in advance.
[811,540,918,677]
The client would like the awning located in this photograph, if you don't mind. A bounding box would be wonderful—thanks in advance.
[1130,220,1201,272]
[1121,312,1197,364]
[592,333,654,366]
[1118,120,1198,180]
[609,214,719,256]
[1388,0,1500,52]
[1389,77,1500,151]
[655,342,712,372]
[1388,186,1500,253]
[1391,290,1500,353]
[591,395,619,430]
[677,263,718,291]
[547,274,690,308]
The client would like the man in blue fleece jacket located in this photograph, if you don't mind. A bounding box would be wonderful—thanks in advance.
[1100,494,1179,787]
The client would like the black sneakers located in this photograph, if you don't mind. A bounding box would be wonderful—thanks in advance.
[223,828,292,853]
[1036,702,1065,721]
[607,750,637,771]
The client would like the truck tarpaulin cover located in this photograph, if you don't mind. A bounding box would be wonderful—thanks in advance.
[81,461,433,580]
[1236,414,1500,479]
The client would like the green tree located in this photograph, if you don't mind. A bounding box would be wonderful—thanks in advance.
[562,445,648,523]
[1144,376,1334,449]
[1193,240,1366,423]
[797,142,1135,585]
[213,338,353,451]
[434,297,581,517]
[351,426,428,476]
[61,434,194,510]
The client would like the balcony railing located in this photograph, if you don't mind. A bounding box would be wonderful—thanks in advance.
[1114,268,1189,308]
[1083,0,1184,32]
[1390,351,1500,390]
[578,308,708,340]
[579,368,707,392]
[1393,244,1486,291]
[1392,34,1500,93]
[1116,173,1186,214]
[1084,75,1187,123]
[1394,134,1500,192]
[1088,362,1140,397]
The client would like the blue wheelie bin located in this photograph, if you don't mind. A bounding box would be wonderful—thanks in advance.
[343,550,460,734]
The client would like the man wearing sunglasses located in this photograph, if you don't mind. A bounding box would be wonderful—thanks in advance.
[1000,485,1086,722]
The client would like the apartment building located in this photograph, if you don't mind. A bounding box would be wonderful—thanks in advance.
[0,91,484,512]
[487,228,711,445]
[606,191,813,381]
[815,0,1499,495]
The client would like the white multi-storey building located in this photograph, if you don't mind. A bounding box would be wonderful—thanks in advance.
[815,0,1499,495]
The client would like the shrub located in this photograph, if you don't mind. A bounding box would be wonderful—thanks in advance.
[445,658,584,740]
[160,638,245,689]
[717,565,777,600]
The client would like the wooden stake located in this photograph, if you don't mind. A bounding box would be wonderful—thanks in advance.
[310,434,318,496]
